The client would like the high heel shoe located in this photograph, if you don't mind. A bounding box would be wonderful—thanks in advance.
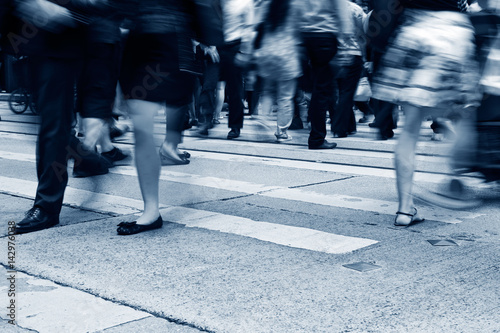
[117,215,163,235]
[394,208,425,226]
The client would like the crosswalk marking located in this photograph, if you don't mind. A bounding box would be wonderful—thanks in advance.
[0,151,482,223]
[0,175,378,254]
[0,267,151,333]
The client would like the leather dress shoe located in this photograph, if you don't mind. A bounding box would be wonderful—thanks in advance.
[227,128,240,139]
[117,215,163,235]
[309,140,337,150]
[16,207,59,234]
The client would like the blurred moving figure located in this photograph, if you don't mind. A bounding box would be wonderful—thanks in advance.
[75,10,130,177]
[253,0,302,142]
[220,0,255,140]
[297,0,353,149]
[1,0,111,234]
[330,0,368,138]
[116,0,223,235]
[371,0,481,226]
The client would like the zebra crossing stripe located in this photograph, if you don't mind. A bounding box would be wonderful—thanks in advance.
[0,175,378,254]
[0,151,483,223]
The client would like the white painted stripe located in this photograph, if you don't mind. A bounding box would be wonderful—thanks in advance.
[0,152,482,223]
[0,148,457,184]
[0,267,150,333]
[0,175,143,215]
[189,151,453,184]
[160,206,378,254]
[0,176,378,254]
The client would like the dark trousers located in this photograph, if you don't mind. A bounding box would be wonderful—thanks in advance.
[371,50,395,137]
[302,33,339,147]
[199,60,220,122]
[32,56,80,215]
[331,55,364,135]
[219,41,244,129]
[77,42,121,119]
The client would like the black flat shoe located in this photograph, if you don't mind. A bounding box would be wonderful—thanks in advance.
[15,207,59,234]
[117,216,163,235]
[159,151,190,165]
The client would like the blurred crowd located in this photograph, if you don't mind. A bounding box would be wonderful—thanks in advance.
[0,0,499,234]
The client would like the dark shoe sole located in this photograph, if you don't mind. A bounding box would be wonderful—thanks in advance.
[15,220,59,234]
[117,216,163,235]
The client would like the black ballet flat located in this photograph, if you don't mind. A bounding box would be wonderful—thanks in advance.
[117,216,163,235]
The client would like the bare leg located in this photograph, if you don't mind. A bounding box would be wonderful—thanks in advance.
[394,104,424,225]
[214,81,225,120]
[126,99,161,225]
[82,117,107,150]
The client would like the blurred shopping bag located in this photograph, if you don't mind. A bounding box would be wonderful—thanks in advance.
[481,32,500,95]
[354,76,372,102]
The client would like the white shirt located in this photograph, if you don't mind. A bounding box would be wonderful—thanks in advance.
[222,0,255,44]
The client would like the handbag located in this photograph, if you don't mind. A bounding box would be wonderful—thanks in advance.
[364,0,405,52]
[354,76,372,102]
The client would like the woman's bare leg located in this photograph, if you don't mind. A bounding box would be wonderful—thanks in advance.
[126,99,161,225]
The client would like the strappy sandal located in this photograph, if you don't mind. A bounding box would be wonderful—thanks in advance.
[394,208,425,227]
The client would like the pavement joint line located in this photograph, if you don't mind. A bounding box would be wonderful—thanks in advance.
[0,151,484,224]
[288,176,357,189]
[0,265,211,333]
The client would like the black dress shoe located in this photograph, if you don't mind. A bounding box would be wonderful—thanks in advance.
[16,207,59,234]
[309,140,337,150]
[227,128,240,139]
[117,216,163,235]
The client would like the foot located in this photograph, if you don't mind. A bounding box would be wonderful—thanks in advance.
[73,150,110,178]
[117,215,163,235]
[275,132,292,142]
[227,128,240,139]
[309,140,337,150]
[15,207,59,234]
[394,208,425,226]
[333,132,348,138]
[159,150,190,165]
[101,147,130,166]
[197,122,213,136]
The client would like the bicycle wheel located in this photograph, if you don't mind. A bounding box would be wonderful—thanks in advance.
[29,94,38,115]
[8,88,29,114]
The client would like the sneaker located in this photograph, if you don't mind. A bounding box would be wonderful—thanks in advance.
[275,132,292,142]
[101,147,130,166]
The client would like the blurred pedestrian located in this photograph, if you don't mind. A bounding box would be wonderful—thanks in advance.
[330,0,367,138]
[1,0,112,234]
[253,0,302,142]
[297,0,353,149]
[220,0,255,140]
[75,10,130,177]
[370,0,481,226]
[116,0,223,235]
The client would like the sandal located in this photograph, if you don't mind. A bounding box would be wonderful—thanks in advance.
[394,208,425,226]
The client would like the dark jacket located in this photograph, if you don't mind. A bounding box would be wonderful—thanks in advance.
[0,0,110,58]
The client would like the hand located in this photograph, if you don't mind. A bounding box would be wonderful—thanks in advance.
[204,45,220,63]
[364,61,373,74]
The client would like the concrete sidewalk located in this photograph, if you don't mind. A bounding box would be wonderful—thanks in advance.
[0,193,202,333]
